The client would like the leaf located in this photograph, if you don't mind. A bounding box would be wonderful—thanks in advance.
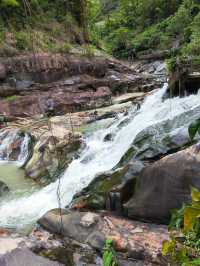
[1,0,19,6]
[191,187,200,203]
[191,258,200,265]
[188,119,200,140]
[162,239,175,256]
[184,206,200,232]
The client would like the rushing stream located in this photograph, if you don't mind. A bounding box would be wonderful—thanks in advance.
[1,83,200,229]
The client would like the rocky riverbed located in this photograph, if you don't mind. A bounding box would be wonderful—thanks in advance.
[1,53,200,266]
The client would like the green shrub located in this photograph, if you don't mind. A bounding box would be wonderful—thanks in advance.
[162,187,200,265]
[4,95,17,101]
[15,31,31,50]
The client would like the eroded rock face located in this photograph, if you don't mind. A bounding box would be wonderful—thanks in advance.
[125,144,200,223]
[0,54,164,117]
[38,210,169,264]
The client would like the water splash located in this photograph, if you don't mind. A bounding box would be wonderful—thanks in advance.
[0,84,200,228]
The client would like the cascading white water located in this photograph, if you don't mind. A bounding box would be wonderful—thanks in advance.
[17,133,30,166]
[0,129,30,165]
[1,83,200,228]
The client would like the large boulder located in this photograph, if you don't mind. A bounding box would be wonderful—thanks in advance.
[125,144,200,223]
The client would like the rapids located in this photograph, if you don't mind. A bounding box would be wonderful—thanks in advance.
[0,83,200,229]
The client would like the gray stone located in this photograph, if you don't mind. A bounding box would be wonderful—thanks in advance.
[125,144,200,223]
[86,231,105,251]
[128,104,200,161]
[38,210,99,243]
[0,248,63,266]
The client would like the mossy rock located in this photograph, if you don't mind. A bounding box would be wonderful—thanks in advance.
[71,167,128,210]
[116,146,137,168]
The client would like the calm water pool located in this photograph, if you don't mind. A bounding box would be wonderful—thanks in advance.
[0,162,39,200]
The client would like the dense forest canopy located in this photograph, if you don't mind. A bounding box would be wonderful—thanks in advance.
[91,0,200,59]
[0,0,200,60]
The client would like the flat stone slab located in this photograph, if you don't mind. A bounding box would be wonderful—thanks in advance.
[113,93,145,104]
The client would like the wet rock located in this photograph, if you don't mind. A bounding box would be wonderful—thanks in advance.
[104,133,114,142]
[0,129,31,162]
[122,104,200,163]
[125,143,200,223]
[0,180,9,197]
[71,159,144,214]
[25,129,81,183]
[71,167,128,210]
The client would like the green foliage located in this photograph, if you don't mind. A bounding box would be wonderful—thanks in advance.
[1,0,19,7]
[162,187,200,265]
[4,95,17,101]
[0,0,90,54]
[15,31,31,50]
[188,118,200,140]
[81,44,95,57]
[166,57,178,74]
[184,187,200,232]
[103,239,118,266]
[169,204,185,230]
[91,0,200,58]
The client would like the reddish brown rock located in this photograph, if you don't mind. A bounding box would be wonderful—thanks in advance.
[38,210,169,264]
[0,53,163,117]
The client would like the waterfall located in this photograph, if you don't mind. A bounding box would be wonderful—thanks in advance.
[0,129,30,165]
[1,83,200,228]
[17,133,30,166]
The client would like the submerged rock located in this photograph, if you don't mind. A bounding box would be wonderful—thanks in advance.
[0,180,9,197]
[125,143,200,223]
